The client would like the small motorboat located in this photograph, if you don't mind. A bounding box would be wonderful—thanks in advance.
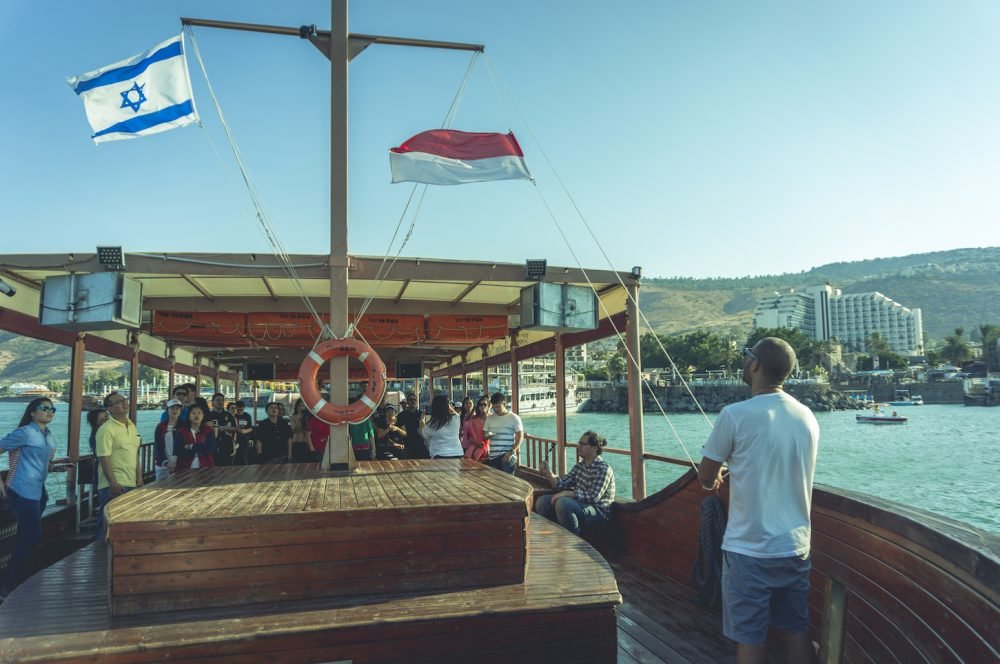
[857,407,908,424]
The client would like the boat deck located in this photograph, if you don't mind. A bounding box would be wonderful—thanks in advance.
[612,559,784,664]
[0,513,620,662]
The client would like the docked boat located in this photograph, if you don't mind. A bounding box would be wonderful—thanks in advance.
[887,389,924,406]
[0,6,997,663]
[516,384,585,416]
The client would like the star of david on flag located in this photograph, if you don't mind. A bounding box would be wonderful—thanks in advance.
[67,34,199,143]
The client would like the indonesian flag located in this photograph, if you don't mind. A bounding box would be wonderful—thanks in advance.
[389,129,532,185]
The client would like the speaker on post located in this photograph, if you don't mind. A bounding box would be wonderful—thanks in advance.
[246,363,275,381]
[397,362,422,379]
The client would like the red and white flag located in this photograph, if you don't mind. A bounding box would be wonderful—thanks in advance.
[389,129,532,185]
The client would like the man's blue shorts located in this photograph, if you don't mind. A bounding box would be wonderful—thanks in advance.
[722,550,811,645]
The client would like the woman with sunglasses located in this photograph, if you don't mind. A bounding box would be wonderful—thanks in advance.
[0,398,59,598]
[535,431,616,536]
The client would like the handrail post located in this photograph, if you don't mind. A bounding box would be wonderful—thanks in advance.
[554,333,568,475]
[626,278,645,500]
[67,333,86,510]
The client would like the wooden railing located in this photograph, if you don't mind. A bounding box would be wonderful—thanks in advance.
[521,433,692,475]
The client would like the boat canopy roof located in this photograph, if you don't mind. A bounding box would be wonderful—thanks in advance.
[0,252,630,378]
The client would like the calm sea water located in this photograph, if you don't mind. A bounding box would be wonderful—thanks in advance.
[1,402,997,534]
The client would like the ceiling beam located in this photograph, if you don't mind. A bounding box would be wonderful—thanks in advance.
[393,279,410,304]
[182,275,214,302]
[261,276,278,301]
[451,280,480,306]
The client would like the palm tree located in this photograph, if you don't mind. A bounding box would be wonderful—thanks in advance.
[940,328,972,366]
[979,323,1000,374]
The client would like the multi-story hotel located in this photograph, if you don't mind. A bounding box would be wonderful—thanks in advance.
[753,285,923,355]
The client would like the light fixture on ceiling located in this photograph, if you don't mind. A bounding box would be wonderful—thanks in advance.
[525,259,547,281]
[96,246,125,271]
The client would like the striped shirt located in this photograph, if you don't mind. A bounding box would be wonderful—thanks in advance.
[556,457,616,519]
[484,411,523,457]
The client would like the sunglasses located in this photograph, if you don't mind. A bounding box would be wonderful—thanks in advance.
[34,405,57,414]
[742,347,760,363]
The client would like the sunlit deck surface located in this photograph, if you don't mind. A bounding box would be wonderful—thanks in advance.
[0,463,623,662]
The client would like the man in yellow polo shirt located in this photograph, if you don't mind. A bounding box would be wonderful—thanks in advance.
[95,391,142,539]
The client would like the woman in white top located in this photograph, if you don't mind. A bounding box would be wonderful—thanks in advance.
[423,395,465,459]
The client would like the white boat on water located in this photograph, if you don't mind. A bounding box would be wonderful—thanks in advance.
[857,405,908,424]
[888,389,923,406]
[516,385,586,416]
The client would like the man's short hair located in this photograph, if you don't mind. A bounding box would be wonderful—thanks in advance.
[490,392,506,405]
[266,402,279,410]
[213,392,225,400]
[172,386,187,397]
[103,391,121,408]
[755,337,797,384]
[236,400,246,408]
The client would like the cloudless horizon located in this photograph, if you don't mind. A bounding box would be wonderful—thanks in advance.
[2,1,999,279]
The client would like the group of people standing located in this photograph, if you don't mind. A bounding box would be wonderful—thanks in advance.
[374,391,525,474]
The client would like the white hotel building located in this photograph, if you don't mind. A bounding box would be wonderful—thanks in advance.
[753,285,923,355]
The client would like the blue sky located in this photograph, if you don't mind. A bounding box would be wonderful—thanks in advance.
[2,1,999,278]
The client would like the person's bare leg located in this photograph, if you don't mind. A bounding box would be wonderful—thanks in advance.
[736,642,767,664]
[783,629,812,663]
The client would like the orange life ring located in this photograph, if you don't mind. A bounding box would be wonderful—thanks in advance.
[298,338,387,425]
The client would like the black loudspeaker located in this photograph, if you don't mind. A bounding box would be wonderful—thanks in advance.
[246,363,275,380]
[397,362,422,379]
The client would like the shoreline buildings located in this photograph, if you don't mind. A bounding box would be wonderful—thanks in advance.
[753,285,923,355]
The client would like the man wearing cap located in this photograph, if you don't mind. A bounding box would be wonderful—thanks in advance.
[697,337,819,664]
[483,392,523,474]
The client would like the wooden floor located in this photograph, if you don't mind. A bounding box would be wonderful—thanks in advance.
[613,559,785,664]
[0,513,620,662]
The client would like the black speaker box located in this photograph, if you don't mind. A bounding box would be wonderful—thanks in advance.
[246,362,275,380]
[397,362,422,378]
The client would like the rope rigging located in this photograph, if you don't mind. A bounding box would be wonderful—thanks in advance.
[481,51,721,477]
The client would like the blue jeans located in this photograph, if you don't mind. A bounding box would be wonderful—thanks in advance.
[1,488,47,593]
[484,453,517,474]
[535,494,603,535]
[96,486,134,540]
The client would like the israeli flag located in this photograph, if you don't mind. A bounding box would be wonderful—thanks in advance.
[67,34,199,143]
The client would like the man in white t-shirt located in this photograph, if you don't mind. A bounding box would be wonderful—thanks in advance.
[698,337,819,664]
[483,392,523,474]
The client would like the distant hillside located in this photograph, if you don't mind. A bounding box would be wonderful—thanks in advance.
[0,332,126,387]
[641,246,1000,340]
[1,247,998,386]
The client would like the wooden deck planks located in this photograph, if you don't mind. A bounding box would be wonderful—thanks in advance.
[0,514,621,663]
